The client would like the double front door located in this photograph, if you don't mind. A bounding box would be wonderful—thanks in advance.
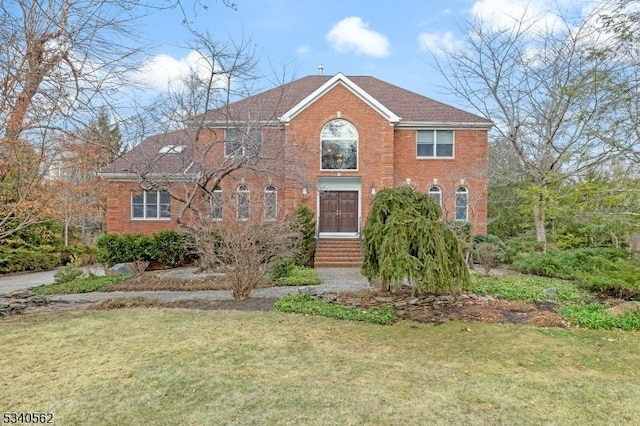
[319,191,358,233]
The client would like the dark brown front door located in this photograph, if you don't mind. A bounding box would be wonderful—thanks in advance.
[319,191,358,233]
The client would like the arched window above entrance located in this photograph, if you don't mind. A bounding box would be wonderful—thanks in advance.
[320,119,358,170]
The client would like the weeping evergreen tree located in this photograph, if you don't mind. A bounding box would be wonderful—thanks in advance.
[362,187,471,294]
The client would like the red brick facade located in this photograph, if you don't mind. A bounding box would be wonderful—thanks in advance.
[103,74,490,235]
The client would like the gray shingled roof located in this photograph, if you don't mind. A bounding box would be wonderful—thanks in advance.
[102,129,198,175]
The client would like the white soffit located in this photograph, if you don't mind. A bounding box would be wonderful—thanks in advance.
[279,72,401,124]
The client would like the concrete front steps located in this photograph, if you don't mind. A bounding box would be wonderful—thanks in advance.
[314,238,363,268]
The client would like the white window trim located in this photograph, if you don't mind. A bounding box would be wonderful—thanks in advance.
[455,186,469,221]
[428,186,442,207]
[131,190,171,221]
[416,129,455,159]
[224,129,262,159]
[211,186,223,221]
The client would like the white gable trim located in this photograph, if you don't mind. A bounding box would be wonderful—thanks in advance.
[279,72,401,124]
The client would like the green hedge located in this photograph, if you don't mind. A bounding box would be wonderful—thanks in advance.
[96,230,192,268]
[0,246,60,274]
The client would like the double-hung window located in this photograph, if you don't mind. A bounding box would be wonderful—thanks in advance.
[264,185,277,221]
[455,187,468,221]
[428,186,442,207]
[225,128,262,158]
[132,190,171,220]
[211,186,223,220]
[417,130,454,158]
[237,185,250,221]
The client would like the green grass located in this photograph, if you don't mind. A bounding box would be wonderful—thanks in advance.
[472,274,593,303]
[1,309,640,425]
[271,266,321,286]
[274,294,395,324]
[31,274,131,295]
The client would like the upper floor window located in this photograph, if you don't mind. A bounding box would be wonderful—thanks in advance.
[211,185,223,220]
[225,128,262,158]
[132,190,171,220]
[321,119,357,170]
[428,186,441,207]
[264,185,277,221]
[417,130,454,158]
[237,185,250,221]
[455,186,468,221]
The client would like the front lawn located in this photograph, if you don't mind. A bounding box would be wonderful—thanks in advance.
[1,309,639,425]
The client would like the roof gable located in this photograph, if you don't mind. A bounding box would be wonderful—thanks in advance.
[279,73,401,124]
[199,74,491,127]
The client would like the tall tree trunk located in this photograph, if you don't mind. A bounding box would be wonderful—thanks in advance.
[533,196,547,251]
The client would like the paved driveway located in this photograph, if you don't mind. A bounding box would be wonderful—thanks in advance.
[0,267,370,302]
[0,266,105,295]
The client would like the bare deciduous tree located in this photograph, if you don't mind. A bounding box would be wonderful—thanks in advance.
[115,32,309,298]
[0,0,235,240]
[436,6,623,247]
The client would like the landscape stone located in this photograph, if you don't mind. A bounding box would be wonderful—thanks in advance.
[541,287,558,299]
[110,263,134,275]
[606,301,640,317]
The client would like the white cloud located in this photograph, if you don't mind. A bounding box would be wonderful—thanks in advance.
[326,17,390,57]
[418,31,461,54]
[469,0,573,32]
[295,45,311,56]
[135,50,217,92]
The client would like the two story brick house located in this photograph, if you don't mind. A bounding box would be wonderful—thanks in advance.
[102,73,491,256]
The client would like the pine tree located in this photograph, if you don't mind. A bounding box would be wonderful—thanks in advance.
[361,187,471,294]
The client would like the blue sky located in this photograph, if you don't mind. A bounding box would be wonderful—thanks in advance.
[133,0,591,111]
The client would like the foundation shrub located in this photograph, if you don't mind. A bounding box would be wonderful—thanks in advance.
[96,230,191,268]
[289,206,317,267]
[148,230,191,267]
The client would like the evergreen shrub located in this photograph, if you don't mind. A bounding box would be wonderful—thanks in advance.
[362,187,470,294]
[0,246,59,273]
[96,230,191,268]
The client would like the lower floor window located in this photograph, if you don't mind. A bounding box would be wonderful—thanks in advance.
[455,187,468,221]
[237,185,250,221]
[264,185,277,221]
[132,190,171,219]
[428,186,441,207]
[211,186,223,220]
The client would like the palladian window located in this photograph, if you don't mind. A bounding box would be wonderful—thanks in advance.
[321,119,358,170]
